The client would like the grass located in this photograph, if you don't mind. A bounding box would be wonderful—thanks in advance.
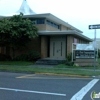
[0,64,100,77]
[56,63,100,69]
[0,61,34,66]
[0,61,100,77]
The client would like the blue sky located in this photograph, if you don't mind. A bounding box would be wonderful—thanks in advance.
[0,0,100,39]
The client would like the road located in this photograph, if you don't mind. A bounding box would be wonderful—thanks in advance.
[0,72,99,100]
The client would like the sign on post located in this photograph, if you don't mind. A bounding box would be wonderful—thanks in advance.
[89,24,99,76]
[89,24,100,29]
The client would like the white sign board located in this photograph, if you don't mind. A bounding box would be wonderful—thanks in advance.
[76,44,94,50]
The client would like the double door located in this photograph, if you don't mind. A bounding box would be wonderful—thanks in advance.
[50,36,66,59]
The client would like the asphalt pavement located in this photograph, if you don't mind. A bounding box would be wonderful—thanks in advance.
[0,72,99,100]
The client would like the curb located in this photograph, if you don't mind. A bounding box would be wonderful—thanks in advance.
[35,72,90,78]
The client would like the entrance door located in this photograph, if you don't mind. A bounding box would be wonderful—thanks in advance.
[50,36,66,59]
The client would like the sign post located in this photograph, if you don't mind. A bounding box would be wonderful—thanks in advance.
[94,29,96,76]
[89,24,100,77]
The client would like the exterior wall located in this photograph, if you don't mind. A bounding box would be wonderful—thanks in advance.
[60,25,72,31]
[35,23,73,31]
[67,35,73,54]
[0,47,6,54]
[27,37,41,53]
[35,24,60,31]
[41,36,48,58]
[67,35,90,55]
[73,37,89,44]
[46,24,60,31]
[34,20,73,31]
[35,24,46,31]
[12,37,41,58]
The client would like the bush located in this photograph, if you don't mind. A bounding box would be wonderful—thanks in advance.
[27,51,40,61]
[66,53,72,62]
[0,53,12,61]
[13,54,28,61]
[65,61,74,66]
[14,51,40,61]
[65,53,74,66]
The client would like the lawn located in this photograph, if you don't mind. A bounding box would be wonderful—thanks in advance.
[0,60,100,77]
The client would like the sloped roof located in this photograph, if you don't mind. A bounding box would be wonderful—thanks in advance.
[24,13,83,33]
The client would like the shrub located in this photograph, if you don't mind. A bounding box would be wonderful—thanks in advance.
[0,53,12,61]
[66,53,72,62]
[65,61,74,66]
[65,53,74,66]
[13,54,28,61]
[14,51,40,61]
[27,51,40,61]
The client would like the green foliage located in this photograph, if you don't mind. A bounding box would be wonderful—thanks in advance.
[65,53,74,66]
[14,51,40,61]
[0,61,33,66]
[65,62,74,66]
[0,13,38,58]
[0,18,11,46]
[13,54,28,61]
[27,51,40,61]
[66,53,72,62]
[0,53,11,61]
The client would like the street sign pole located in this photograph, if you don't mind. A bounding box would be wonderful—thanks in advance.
[89,24,100,77]
[94,29,96,76]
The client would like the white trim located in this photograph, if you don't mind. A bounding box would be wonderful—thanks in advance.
[71,79,99,100]
[0,87,66,96]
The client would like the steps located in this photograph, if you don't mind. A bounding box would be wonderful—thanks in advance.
[35,58,65,65]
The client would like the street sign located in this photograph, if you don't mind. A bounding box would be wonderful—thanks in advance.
[89,24,100,29]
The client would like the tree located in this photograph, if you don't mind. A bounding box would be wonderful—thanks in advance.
[0,13,38,59]
[0,18,12,46]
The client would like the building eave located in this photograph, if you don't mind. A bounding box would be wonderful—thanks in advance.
[38,30,92,42]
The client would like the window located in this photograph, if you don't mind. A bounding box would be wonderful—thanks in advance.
[37,19,45,24]
[46,20,60,29]
[74,38,78,43]
[46,20,51,25]
[30,18,45,24]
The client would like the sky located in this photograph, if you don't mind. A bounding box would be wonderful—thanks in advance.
[0,0,100,39]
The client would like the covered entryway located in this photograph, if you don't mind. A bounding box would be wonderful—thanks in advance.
[50,36,66,59]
